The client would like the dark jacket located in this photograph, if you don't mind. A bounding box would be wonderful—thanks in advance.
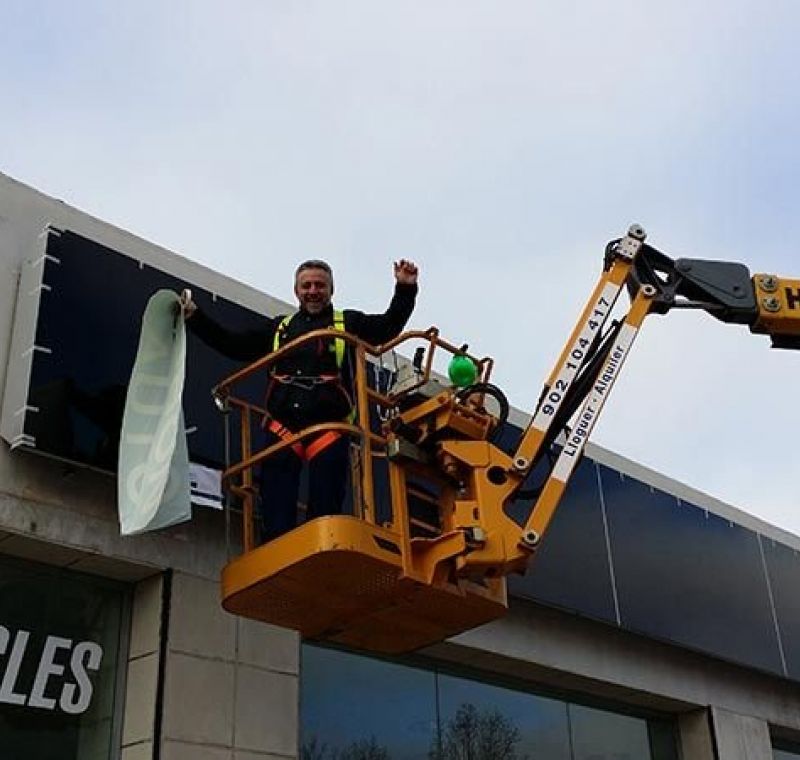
[188,283,417,429]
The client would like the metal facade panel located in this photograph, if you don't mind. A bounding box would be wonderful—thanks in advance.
[599,465,784,675]
[0,228,50,448]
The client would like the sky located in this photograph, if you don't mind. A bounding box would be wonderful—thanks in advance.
[1,1,799,533]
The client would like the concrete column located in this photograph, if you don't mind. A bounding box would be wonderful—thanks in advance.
[159,570,301,760]
[678,709,715,760]
[711,707,772,760]
[121,574,164,760]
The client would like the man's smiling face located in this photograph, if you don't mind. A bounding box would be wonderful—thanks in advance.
[295,266,333,314]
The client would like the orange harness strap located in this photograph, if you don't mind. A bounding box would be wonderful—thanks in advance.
[303,430,342,460]
[266,419,341,462]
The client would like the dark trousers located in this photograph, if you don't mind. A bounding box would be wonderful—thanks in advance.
[258,429,350,541]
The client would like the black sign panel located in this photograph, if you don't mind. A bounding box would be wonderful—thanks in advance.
[24,230,270,472]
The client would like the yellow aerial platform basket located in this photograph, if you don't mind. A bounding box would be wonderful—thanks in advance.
[221,515,507,654]
[214,328,516,654]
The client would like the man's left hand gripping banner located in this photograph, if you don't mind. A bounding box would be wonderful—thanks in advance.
[118,290,191,535]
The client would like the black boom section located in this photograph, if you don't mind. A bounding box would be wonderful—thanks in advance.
[630,244,758,324]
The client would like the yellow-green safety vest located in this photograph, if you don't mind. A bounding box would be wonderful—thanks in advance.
[272,310,346,368]
[271,310,353,423]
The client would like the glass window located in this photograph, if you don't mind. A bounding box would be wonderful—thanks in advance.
[301,644,678,760]
[301,645,436,759]
[436,673,570,759]
[0,556,129,760]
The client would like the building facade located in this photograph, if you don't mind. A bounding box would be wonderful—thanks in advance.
[1,171,799,760]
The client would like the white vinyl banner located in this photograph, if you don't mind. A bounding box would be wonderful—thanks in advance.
[118,290,191,535]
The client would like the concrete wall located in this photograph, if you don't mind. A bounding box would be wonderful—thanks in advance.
[121,572,299,760]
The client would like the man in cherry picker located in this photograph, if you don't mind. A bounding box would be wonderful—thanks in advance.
[181,259,419,540]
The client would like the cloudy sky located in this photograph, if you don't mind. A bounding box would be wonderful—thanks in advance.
[2,2,799,532]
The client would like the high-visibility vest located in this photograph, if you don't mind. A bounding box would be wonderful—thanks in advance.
[268,309,356,431]
[272,309,346,368]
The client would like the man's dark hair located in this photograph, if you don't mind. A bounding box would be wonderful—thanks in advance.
[295,259,333,278]
[295,259,334,291]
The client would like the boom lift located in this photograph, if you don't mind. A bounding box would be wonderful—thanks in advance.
[213,225,800,654]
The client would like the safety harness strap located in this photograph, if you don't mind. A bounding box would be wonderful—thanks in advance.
[267,309,355,442]
[304,431,343,460]
[267,419,341,462]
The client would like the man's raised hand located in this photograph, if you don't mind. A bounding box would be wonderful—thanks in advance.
[179,288,197,319]
[394,259,419,285]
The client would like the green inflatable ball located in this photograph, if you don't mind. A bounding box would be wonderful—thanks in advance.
[448,355,478,388]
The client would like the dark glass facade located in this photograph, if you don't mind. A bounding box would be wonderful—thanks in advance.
[507,457,618,624]
[600,466,782,672]
[301,644,679,759]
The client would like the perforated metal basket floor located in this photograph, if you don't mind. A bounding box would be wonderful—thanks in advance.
[221,515,508,654]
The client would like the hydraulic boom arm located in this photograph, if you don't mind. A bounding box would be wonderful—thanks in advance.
[387,225,800,585]
[509,226,800,564]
